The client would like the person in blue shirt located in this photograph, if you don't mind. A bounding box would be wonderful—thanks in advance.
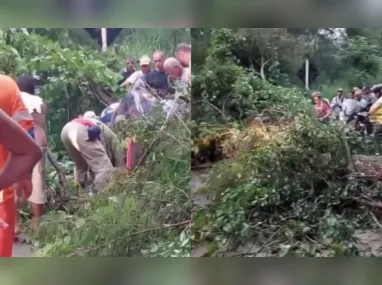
[99,102,119,125]
[143,50,175,97]
[112,51,174,122]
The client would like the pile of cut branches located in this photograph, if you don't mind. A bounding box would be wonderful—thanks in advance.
[193,115,382,257]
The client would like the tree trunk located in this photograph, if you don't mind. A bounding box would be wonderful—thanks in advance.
[20,28,29,35]
[305,58,309,90]
[259,56,270,81]
[260,56,266,80]
[101,28,107,52]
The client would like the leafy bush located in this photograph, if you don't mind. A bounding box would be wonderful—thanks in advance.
[32,106,191,257]
[193,116,381,256]
[192,56,312,138]
[341,36,381,86]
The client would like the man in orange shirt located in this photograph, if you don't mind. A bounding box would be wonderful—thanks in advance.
[0,74,39,257]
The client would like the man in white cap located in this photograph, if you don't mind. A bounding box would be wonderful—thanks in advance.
[83,110,97,119]
[120,55,152,88]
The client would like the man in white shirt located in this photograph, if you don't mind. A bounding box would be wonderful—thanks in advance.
[163,57,190,86]
[120,55,152,88]
[341,91,363,124]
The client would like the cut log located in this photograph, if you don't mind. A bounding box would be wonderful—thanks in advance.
[350,154,382,180]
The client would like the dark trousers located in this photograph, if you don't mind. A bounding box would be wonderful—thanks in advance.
[374,124,382,139]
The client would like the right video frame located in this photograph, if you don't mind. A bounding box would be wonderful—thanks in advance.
[191,28,381,257]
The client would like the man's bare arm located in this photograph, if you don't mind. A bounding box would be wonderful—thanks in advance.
[120,78,132,88]
[120,71,138,87]
[0,109,42,190]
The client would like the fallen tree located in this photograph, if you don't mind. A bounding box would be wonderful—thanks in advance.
[193,109,382,257]
[192,27,382,257]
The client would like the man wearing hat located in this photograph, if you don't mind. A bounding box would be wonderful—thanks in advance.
[120,55,152,88]
[330,88,345,119]
[83,110,98,119]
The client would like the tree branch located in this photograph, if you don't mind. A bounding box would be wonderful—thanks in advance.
[65,220,191,256]
[47,149,69,196]
[193,100,227,121]
[260,55,271,81]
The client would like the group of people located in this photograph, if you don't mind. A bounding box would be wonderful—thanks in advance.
[312,85,382,136]
[0,42,191,257]
[118,44,190,90]
[70,44,192,191]
[101,43,191,125]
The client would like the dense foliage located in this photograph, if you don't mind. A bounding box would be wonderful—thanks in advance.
[192,28,382,256]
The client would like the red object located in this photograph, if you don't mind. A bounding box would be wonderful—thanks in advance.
[314,101,330,118]
[126,139,134,169]
[0,189,15,257]
[73,118,94,127]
